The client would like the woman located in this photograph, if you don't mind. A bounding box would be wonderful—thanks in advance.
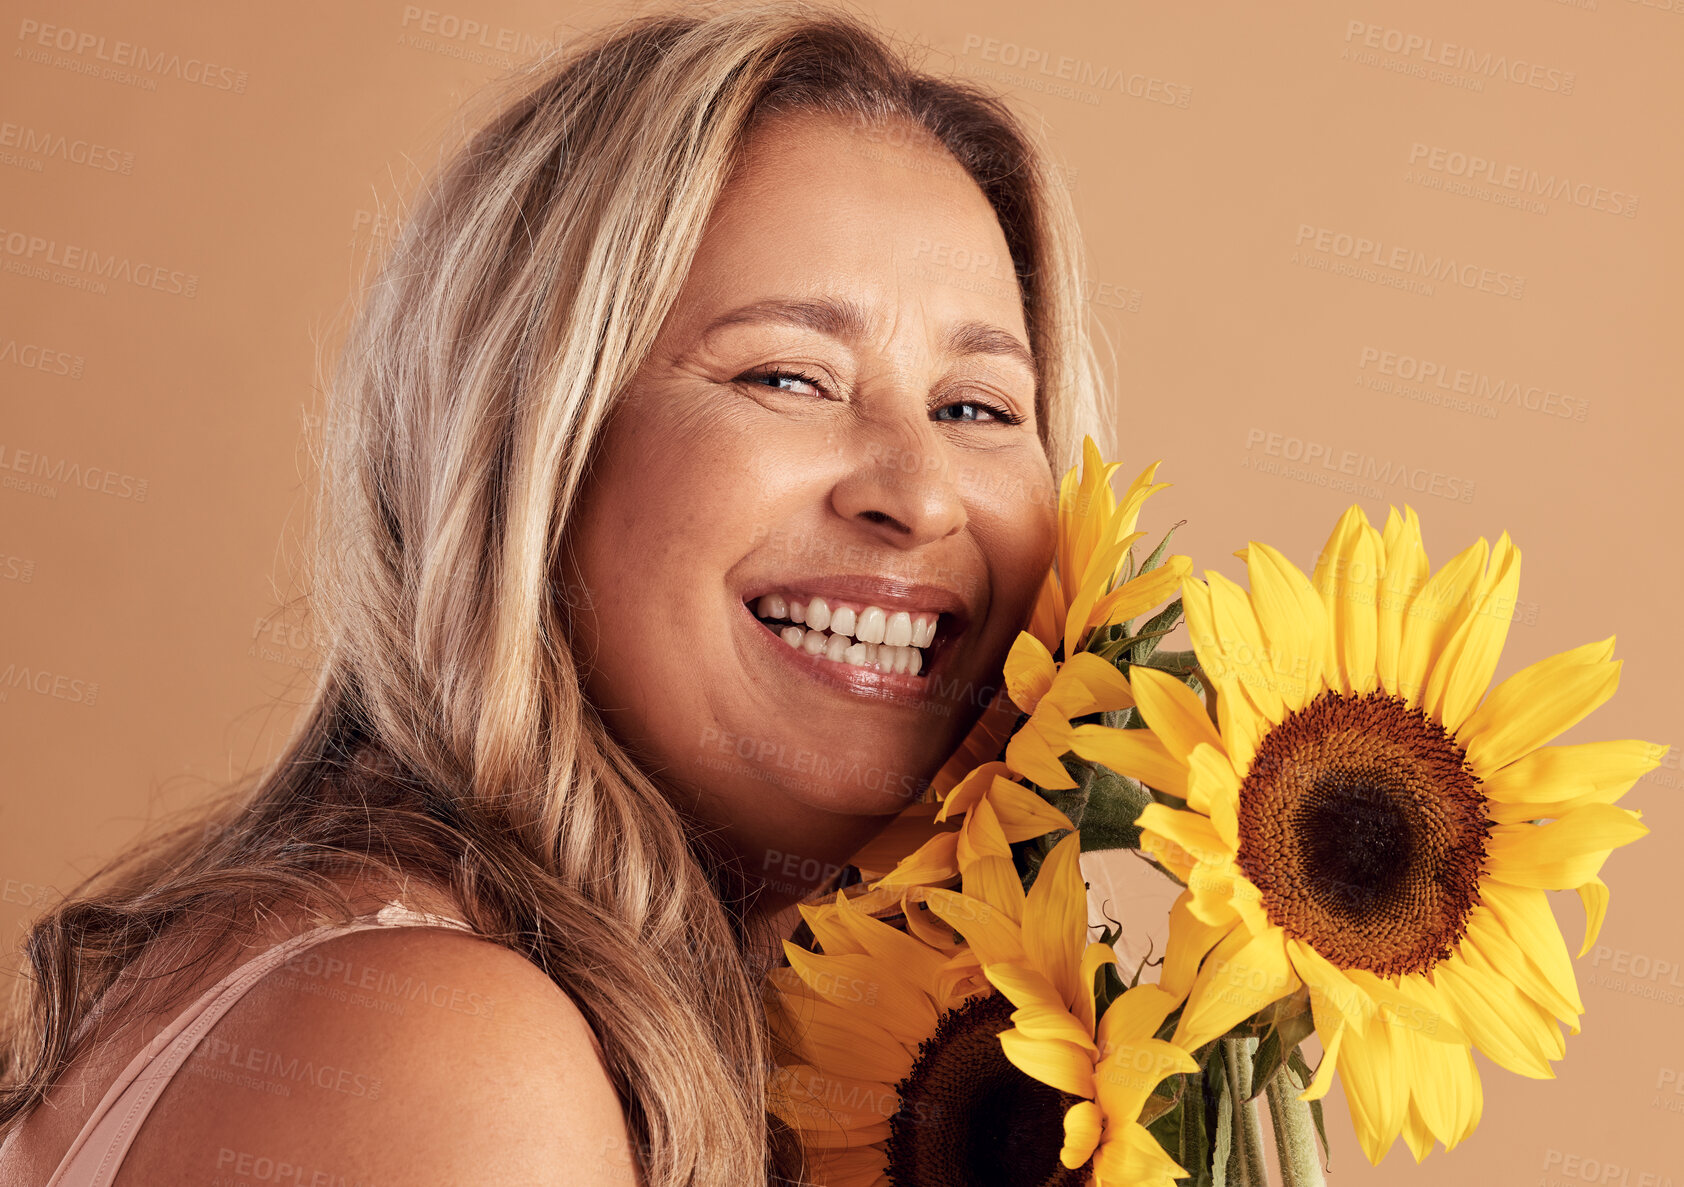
[0,3,1106,1183]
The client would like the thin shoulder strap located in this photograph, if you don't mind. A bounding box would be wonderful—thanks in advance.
[46,902,475,1187]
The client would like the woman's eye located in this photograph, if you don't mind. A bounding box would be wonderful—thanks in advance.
[934,400,1023,425]
[738,368,826,396]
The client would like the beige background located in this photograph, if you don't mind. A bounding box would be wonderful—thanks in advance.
[2,1,1679,1182]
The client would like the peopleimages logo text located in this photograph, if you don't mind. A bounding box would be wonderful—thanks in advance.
[1344,21,1575,94]
[1294,225,1524,299]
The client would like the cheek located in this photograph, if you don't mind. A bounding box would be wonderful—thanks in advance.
[571,408,782,675]
[970,457,1059,588]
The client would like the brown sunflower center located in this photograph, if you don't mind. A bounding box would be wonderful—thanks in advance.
[1233,687,1491,977]
[885,992,1090,1187]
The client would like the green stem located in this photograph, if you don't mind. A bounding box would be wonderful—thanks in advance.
[1221,1038,1268,1186]
[1265,1066,1327,1187]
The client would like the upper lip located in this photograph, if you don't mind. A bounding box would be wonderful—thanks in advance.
[740,572,976,633]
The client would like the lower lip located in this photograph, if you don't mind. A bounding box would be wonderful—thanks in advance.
[740,601,950,706]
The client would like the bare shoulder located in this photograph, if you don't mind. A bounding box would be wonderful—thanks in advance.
[117,924,641,1187]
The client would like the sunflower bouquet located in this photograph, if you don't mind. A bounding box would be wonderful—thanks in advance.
[765,437,1667,1186]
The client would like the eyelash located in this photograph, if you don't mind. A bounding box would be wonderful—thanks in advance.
[736,367,1026,426]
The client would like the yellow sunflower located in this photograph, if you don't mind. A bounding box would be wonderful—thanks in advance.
[866,762,1074,889]
[1029,436,1185,661]
[851,436,1187,886]
[925,833,1198,1186]
[770,826,1194,1185]
[1101,503,1665,1165]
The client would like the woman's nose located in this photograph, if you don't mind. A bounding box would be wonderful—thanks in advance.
[828,418,967,549]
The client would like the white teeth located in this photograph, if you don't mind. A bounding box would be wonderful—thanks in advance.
[754,594,949,679]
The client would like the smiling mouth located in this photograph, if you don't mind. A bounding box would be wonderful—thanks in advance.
[744,592,958,679]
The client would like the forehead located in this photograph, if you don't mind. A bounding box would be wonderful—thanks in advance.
[677,109,1027,337]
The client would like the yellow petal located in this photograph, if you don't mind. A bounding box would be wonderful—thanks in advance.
[1172,925,1299,1052]
[1212,674,1262,781]
[1095,1037,1199,1122]
[782,946,938,1045]
[1067,724,1188,798]
[1187,742,1241,850]
[1006,709,1081,790]
[997,994,1098,1053]
[1244,539,1331,713]
[1575,876,1609,958]
[1066,534,1139,657]
[783,998,915,1084]
[961,855,1027,926]
[1061,1099,1103,1167]
[1075,941,1121,1035]
[1086,556,1192,638]
[1375,504,1429,696]
[1299,1021,1345,1101]
[1097,982,1184,1048]
[1126,666,1227,797]
[1004,630,1058,714]
[988,776,1078,841]
[1393,535,1489,709]
[1430,957,1557,1079]
[1028,568,1066,657]
[1399,1028,1479,1152]
[1455,636,1620,773]
[1287,937,1374,1036]
[1205,571,1289,723]
[1458,907,1579,1028]
[957,794,1013,866]
[1094,1123,1190,1185]
[924,886,1024,966]
[1023,833,1088,1011]
[1158,890,1239,1000]
[1400,1096,1434,1163]
[1481,738,1665,810]
[1137,802,1229,870]
[1477,881,1583,1019]
[1181,575,1252,741]
[1422,531,1520,733]
[1484,803,1648,889]
[817,894,953,987]
[1335,1013,1407,1165]
[869,832,961,888]
[1311,505,1382,697]
[1046,651,1137,719]
[999,1029,1097,1098]
[938,761,1016,821]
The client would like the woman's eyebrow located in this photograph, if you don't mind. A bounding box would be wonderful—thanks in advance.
[700,295,1036,374]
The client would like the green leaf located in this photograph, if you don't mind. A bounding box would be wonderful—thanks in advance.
[1146,1059,1214,1187]
[1135,519,1185,578]
[1078,765,1152,852]
[1212,1046,1232,1187]
[1129,596,1184,665]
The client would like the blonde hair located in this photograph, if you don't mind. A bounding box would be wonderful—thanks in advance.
[0,2,1106,1182]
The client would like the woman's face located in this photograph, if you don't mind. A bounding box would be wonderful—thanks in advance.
[565,109,1058,899]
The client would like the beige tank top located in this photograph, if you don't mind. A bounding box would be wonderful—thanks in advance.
[43,900,475,1187]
